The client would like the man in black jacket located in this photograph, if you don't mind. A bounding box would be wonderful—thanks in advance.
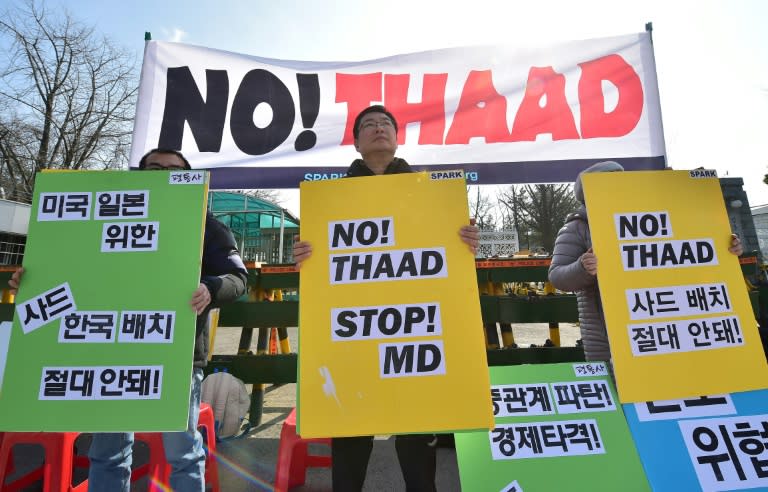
[9,149,248,492]
[293,105,478,492]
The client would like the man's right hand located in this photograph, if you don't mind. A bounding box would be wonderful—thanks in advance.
[580,248,597,276]
[8,267,24,294]
[292,236,313,269]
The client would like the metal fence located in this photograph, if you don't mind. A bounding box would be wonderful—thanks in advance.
[0,234,26,265]
[239,230,297,264]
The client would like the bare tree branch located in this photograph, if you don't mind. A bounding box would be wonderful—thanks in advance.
[467,186,497,230]
[497,184,579,253]
[0,0,138,201]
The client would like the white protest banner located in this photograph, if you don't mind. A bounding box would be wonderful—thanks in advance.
[131,32,665,188]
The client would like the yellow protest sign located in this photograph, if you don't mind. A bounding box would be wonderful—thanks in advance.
[582,170,768,402]
[297,171,493,438]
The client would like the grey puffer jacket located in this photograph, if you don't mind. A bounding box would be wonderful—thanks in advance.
[548,205,611,363]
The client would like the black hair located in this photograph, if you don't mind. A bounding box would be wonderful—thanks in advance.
[138,148,191,170]
[352,105,399,140]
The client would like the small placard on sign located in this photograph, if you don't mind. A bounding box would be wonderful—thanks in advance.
[688,169,717,178]
[429,170,464,180]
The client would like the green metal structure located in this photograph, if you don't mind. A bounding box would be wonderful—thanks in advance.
[208,191,300,264]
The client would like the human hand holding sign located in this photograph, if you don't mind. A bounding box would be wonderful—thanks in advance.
[190,283,212,315]
[728,234,743,256]
[581,248,598,276]
[459,218,479,255]
[292,235,313,268]
[8,267,23,294]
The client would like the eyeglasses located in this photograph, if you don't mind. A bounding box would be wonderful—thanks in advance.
[359,119,394,131]
[144,163,187,171]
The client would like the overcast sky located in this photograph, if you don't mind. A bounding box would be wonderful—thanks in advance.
[38,0,768,215]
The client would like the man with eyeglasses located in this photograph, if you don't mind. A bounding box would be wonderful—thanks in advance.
[9,148,248,491]
[293,105,478,492]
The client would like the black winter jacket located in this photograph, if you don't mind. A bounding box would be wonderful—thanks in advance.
[196,212,248,367]
[344,158,413,177]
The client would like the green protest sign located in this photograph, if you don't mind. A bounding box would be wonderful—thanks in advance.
[455,363,649,491]
[0,170,208,432]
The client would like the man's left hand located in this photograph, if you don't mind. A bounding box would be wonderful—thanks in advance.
[190,283,211,315]
[460,219,479,255]
[729,234,743,256]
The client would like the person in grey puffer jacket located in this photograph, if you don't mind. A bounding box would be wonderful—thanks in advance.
[548,161,624,365]
[548,161,745,372]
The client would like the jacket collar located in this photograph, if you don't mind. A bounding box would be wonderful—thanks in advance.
[345,158,413,177]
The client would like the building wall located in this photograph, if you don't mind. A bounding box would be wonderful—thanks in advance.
[753,205,768,259]
[0,200,30,265]
[0,199,30,236]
